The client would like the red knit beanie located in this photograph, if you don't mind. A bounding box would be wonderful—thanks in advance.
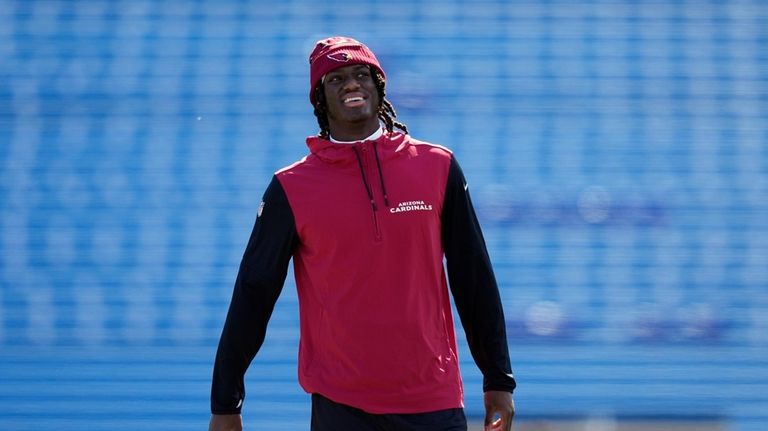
[308,36,386,106]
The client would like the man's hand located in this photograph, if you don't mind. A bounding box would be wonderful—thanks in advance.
[208,413,243,431]
[483,391,514,431]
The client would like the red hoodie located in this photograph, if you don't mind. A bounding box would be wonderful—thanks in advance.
[278,131,461,413]
[211,131,515,415]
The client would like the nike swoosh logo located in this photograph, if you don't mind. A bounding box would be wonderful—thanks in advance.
[463,183,468,191]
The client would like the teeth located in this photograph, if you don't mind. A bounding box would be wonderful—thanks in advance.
[344,97,363,103]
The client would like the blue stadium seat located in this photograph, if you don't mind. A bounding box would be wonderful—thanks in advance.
[0,1,767,430]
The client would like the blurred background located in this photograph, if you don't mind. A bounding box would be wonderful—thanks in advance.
[1,0,767,430]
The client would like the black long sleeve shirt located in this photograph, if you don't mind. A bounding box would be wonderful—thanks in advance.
[211,154,515,414]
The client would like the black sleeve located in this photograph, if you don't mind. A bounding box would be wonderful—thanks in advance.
[210,176,299,414]
[441,156,516,393]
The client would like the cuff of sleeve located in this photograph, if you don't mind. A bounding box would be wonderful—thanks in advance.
[483,375,517,393]
[211,407,242,415]
[211,399,243,415]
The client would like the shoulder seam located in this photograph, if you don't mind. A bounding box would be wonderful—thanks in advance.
[275,156,309,175]
[404,137,453,156]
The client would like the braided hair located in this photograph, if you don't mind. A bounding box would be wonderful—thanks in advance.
[313,67,409,139]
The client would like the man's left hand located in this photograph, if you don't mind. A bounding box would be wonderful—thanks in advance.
[483,390,514,431]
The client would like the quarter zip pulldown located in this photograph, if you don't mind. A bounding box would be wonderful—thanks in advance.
[352,142,389,242]
[372,141,389,207]
[352,142,390,211]
[352,146,377,212]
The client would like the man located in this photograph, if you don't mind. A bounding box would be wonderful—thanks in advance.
[209,36,516,431]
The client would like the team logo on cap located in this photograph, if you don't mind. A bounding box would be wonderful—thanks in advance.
[327,52,352,62]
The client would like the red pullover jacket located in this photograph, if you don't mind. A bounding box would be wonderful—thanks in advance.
[211,131,515,414]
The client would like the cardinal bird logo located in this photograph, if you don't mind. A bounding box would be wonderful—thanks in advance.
[327,52,352,62]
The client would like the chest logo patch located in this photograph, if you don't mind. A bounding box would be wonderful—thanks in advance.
[390,200,433,214]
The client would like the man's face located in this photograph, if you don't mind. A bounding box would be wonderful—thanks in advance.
[321,64,380,130]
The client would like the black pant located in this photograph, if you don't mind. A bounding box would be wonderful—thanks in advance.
[310,393,468,431]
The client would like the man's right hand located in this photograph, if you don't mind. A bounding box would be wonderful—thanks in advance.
[209,414,243,431]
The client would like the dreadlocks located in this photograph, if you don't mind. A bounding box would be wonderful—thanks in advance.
[313,67,409,139]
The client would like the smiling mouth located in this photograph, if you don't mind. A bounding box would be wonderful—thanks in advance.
[343,96,366,107]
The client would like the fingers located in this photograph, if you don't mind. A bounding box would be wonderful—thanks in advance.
[485,416,513,431]
[500,412,513,431]
[484,407,495,429]
[484,391,514,431]
[485,417,502,431]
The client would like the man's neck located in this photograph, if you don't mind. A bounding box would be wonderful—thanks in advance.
[328,119,382,142]
[330,126,383,144]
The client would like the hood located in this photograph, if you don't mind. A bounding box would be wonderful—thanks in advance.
[305,130,409,164]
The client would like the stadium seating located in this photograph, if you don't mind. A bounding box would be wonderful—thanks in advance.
[0,1,766,430]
